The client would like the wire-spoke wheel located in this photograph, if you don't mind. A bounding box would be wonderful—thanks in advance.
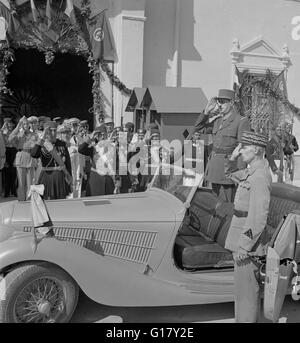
[0,263,79,323]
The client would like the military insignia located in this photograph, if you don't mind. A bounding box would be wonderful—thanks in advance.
[93,28,104,42]
[244,229,253,240]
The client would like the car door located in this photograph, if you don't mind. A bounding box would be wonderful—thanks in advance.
[264,211,300,322]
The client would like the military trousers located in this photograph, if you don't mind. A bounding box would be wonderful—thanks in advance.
[234,257,261,323]
[16,167,35,201]
[212,183,236,203]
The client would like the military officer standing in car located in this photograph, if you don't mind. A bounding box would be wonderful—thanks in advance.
[225,131,272,323]
[194,89,250,202]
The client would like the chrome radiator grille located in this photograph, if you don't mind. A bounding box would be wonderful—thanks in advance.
[24,226,157,264]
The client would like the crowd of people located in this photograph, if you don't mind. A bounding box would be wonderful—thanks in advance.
[0,115,168,201]
[0,88,298,205]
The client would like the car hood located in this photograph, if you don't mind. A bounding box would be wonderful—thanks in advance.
[0,189,184,227]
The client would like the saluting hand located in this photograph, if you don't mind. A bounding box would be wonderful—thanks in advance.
[204,97,220,116]
[230,143,242,161]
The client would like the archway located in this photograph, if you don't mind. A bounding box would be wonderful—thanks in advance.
[2,48,94,127]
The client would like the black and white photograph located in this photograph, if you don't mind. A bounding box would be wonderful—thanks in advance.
[0,0,299,328]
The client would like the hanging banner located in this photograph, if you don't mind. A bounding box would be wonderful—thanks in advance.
[87,9,117,62]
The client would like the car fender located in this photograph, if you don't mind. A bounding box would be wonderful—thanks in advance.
[0,234,193,307]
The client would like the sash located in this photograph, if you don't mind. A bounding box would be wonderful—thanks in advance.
[43,141,72,186]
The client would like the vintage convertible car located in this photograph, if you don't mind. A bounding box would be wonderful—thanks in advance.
[0,164,299,323]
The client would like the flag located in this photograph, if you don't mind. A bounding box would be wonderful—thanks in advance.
[64,0,76,24]
[272,70,287,101]
[46,0,52,29]
[87,10,117,62]
[0,0,19,41]
[233,65,242,90]
[30,0,39,22]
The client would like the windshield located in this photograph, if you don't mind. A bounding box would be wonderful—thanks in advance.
[148,164,203,205]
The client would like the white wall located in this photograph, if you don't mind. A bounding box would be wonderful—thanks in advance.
[143,0,300,104]
[102,0,146,126]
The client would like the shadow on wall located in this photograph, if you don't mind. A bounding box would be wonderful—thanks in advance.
[143,0,202,87]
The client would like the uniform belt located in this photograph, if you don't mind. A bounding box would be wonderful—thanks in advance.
[233,209,248,218]
[212,147,234,155]
[91,167,108,174]
[42,166,63,171]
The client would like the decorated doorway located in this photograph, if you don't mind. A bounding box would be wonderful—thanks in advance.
[2,48,94,125]
[0,0,132,126]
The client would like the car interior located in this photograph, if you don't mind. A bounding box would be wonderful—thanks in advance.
[173,183,300,271]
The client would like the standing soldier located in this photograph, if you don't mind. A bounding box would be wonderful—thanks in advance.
[2,118,17,197]
[225,131,271,323]
[282,123,299,183]
[194,89,250,202]
[265,126,284,182]
[66,118,81,198]
[78,124,115,196]
[30,121,72,200]
[105,120,114,138]
[128,128,147,192]
[119,123,136,193]
[28,116,40,184]
[9,116,39,201]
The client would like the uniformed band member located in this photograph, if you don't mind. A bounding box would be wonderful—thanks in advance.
[9,116,39,201]
[194,89,251,202]
[31,121,72,200]
[225,131,271,323]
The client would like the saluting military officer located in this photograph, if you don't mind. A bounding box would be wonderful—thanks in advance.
[195,89,250,202]
[225,131,272,323]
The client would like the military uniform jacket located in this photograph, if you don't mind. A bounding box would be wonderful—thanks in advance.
[224,158,272,252]
[197,110,250,184]
[31,139,71,175]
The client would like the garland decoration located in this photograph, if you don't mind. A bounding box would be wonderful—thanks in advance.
[0,42,15,95]
[101,61,132,96]
[1,0,132,121]
[87,54,105,120]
